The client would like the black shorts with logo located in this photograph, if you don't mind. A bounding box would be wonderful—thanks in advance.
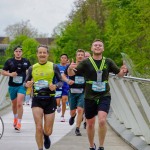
[84,96,111,119]
[31,96,56,114]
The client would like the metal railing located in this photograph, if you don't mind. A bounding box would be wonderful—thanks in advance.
[0,73,150,144]
[109,74,150,144]
[0,75,10,110]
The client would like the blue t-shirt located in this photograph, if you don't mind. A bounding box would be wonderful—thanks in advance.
[55,64,69,89]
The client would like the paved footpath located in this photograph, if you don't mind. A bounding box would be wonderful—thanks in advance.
[0,105,134,150]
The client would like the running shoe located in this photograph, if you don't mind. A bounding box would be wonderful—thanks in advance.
[60,116,65,122]
[69,114,76,125]
[66,105,70,110]
[15,123,21,131]
[75,127,82,136]
[44,134,51,149]
[13,118,18,127]
[57,106,61,113]
[89,143,96,150]
[98,147,104,150]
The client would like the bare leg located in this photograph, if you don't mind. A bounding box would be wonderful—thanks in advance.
[12,98,17,115]
[32,107,44,149]
[76,107,84,128]
[17,93,24,119]
[98,111,107,147]
[61,95,68,117]
[44,112,55,136]
[56,98,61,107]
[86,117,96,148]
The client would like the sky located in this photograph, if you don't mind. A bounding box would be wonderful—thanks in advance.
[0,0,75,37]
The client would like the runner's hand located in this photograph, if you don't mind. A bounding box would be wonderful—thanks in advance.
[68,59,77,71]
[121,64,128,74]
[26,81,34,88]
[49,83,57,91]
[68,79,74,85]
[10,72,17,77]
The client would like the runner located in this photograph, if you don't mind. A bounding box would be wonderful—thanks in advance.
[83,51,91,129]
[2,46,31,131]
[24,45,63,150]
[67,39,128,150]
[55,54,69,122]
[65,49,85,136]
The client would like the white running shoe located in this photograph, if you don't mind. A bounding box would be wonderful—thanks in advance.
[57,106,61,113]
[60,116,65,122]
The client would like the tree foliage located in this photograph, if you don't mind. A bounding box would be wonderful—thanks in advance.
[51,0,150,77]
[5,35,39,65]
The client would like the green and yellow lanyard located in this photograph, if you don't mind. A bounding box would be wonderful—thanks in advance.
[86,56,107,104]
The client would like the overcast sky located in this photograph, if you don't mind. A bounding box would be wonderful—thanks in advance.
[0,0,75,37]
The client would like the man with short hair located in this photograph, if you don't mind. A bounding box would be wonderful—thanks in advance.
[55,54,70,122]
[24,45,63,150]
[2,46,31,131]
[68,40,128,150]
[83,51,91,129]
[65,49,85,136]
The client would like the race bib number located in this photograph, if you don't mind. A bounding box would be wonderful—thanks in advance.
[92,81,106,92]
[70,88,83,93]
[13,76,23,84]
[34,80,49,91]
[75,76,85,84]
[55,91,62,97]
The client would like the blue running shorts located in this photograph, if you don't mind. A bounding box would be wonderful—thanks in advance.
[8,85,26,100]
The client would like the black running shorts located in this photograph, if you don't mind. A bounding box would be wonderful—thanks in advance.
[31,96,56,114]
[84,96,111,119]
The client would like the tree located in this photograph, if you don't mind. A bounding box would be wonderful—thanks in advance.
[5,35,39,64]
[5,35,28,58]
[5,20,48,40]
[22,38,39,64]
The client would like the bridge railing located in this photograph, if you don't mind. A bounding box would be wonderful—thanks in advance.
[0,72,150,144]
[0,74,10,110]
[109,74,150,144]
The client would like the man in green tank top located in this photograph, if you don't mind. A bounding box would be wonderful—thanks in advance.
[24,45,63,150]
[67,39,128,150]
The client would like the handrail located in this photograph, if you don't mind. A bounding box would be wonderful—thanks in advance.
[0,73,150,145]
[109,73,150,144]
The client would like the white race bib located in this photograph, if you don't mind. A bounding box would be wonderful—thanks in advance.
[75,76,85,84]
[34,80,49,91]
[70,88,83,93]
[55,91,62,97]
[92,81,106,92]
[13,76,23,84]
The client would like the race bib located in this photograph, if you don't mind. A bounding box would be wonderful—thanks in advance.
[13,76,23,84]
[75,76,85,84]
[70,88,83,93]
[34,80,49,91]
[92,81,106,92]
[55,91,62,97]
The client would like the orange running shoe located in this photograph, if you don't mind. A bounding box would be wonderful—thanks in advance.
[13,118,18,127]
[15,123,21,131]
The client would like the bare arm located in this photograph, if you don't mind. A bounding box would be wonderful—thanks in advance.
[2,70,17,77]
[62,73,74,85]
[67,59,77,76]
